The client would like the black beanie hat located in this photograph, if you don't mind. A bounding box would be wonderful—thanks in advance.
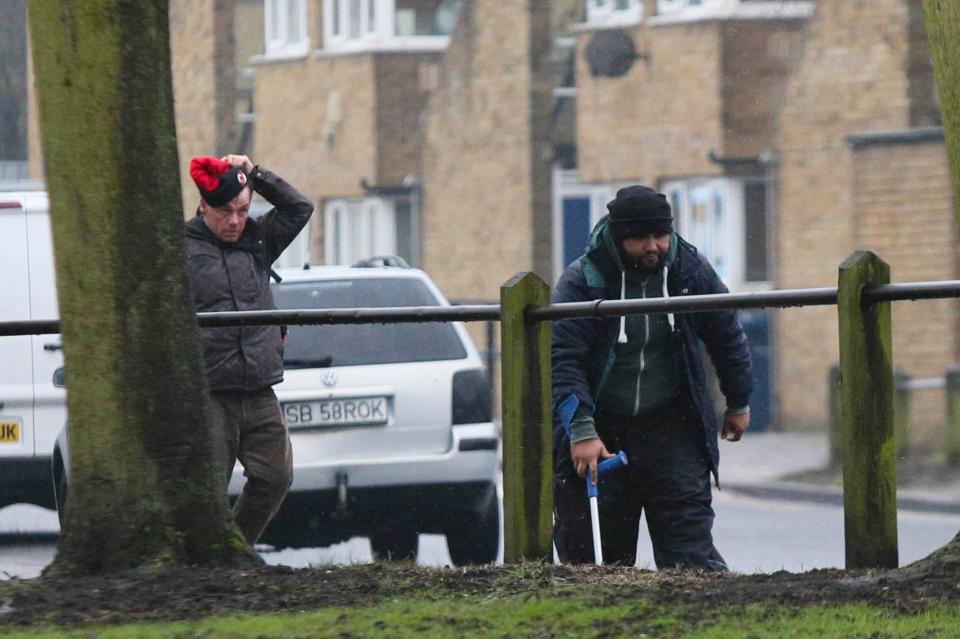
[190,156,249,207]
[606,185,673,238]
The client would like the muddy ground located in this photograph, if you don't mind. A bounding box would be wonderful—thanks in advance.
[1,555,958,629]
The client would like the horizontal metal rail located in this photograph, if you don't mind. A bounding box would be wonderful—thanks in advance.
[528,287,839,321]
[898,376,947,392]
[864,280,960,303]
[0,305,503,336]
[196,305,502,327]
[3,279,960,337]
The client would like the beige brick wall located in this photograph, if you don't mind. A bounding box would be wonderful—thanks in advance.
[906,0,940,128]
[255,53,377,261]
[170,0,235,215]
[374,54,435,187]
[26,1,234,193]
[421,0,552,300]
[852,139,957,449]
[576,16,804,180]
[721,21,805,159]
[775,0,915,428]
[26,18,42,180]
[576,22,725,185]
[253,0,440,261]
[235,0,265,68]
[255,55,378,196]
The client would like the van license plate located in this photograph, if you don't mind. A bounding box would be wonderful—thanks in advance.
[0,420,20,443]
[282,397,388,429]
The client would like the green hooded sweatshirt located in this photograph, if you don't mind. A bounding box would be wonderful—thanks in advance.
[569,225,683,443]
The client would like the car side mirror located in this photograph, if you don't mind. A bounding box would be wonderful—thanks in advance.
[53,367,66,388]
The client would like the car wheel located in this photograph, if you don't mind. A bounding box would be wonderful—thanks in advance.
[445,488,499,566]
[369,523,418,561]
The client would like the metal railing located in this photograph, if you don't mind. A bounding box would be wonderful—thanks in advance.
[828,364,960,464]
[3,251,960,569]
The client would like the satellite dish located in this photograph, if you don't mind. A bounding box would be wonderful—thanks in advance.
[584,30,638,78]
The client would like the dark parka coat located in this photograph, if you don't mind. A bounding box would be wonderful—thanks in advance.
[185,166,313,393]
[551,218,752,484]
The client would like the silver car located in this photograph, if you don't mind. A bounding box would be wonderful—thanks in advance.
[54,261,500,565]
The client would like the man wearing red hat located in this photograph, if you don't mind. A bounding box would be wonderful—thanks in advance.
[185,153,313,545]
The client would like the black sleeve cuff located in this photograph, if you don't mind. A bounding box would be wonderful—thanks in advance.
[725,394,749,410]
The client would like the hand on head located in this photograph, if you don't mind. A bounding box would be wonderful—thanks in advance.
[221,154,254,173]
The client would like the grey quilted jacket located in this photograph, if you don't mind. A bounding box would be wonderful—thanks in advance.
[185,166,313,393]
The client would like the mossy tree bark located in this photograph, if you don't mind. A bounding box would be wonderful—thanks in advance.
[902,0,960,577]
[28,0,259,574]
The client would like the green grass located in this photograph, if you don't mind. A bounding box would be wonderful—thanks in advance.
[3,595,960,638]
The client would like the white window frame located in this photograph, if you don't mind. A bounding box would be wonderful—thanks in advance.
[322,0,455,53]
[264,0,310,58]
[323,197,398,265]
[249,200,313,268]
[324,0,387,47]
[585,0,644,26]
[657,0,732,18]
[274,220,313,268]
[551,168,632,283]
[662,176,771,292]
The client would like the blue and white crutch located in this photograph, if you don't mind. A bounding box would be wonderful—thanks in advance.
[559,396,629,565]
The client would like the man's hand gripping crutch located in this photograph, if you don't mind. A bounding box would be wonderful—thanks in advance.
[558,396,628,565]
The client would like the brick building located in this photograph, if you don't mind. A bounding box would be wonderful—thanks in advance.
[17,1,261,214]
[775,0,954,443]
[16,1,957,441]
[250,0,465,271]
[562,0,812,429]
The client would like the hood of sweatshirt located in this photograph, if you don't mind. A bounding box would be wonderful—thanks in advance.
[583,215,678,342]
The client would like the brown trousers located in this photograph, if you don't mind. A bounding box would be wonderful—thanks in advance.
[209,388,293,545]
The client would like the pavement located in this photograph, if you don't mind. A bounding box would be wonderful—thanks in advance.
[720,431,960,515]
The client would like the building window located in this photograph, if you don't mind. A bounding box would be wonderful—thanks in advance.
[324,0,460,50]
[585,0,643,24]
[551,169,627,282]
[265,0,309,56]
[662,177,769,289]
[250,202,313,268]
[324,196,418,265]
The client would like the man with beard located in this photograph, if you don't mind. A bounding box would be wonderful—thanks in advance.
[551,185,752,570]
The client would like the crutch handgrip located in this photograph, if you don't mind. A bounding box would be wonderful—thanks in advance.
[585,451,629,497]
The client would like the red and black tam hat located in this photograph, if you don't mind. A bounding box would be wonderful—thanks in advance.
[190,156,249,207]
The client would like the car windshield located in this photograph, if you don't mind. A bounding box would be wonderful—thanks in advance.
[272,277,467,368]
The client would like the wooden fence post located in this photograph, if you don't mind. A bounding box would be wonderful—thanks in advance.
[500,272,553,563]
[893,368,911,459]
[837,251,898,570]
[828,363,842,466]
[946,365,960,466]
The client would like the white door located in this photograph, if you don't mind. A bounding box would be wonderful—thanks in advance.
[26,194,66,457]
[0,198,36,457]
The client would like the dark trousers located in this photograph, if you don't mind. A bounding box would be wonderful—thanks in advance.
[553,397,726,571]
[209,387,293,545]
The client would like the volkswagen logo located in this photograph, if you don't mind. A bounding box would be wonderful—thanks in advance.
[322,371,338,387]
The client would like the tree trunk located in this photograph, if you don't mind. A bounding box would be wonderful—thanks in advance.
[28,0,259,574]
[904,0,960,576]
[926,0,960,227]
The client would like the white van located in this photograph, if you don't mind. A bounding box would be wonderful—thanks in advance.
[0,188,66,510]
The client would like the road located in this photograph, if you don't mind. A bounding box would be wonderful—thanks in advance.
[2,491,958,579]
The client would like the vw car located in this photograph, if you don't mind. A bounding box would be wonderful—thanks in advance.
[54,260,500,565]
